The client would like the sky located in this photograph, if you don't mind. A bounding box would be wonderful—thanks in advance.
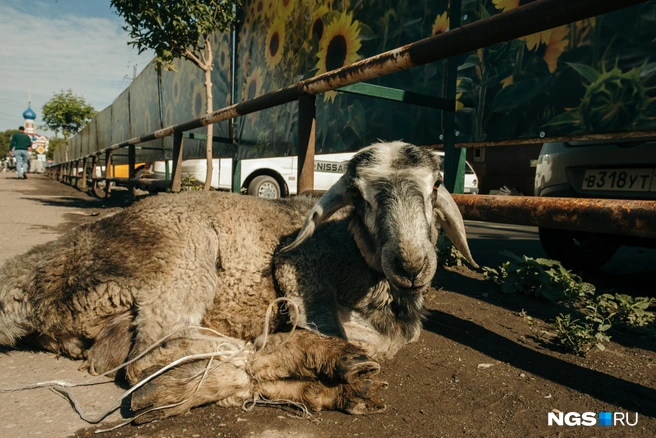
[0,0,155,137]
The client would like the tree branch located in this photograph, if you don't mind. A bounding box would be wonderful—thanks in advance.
[184,48,204,70]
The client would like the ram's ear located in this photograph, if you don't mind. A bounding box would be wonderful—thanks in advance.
[434,184,478,268]
[282,174,353,252]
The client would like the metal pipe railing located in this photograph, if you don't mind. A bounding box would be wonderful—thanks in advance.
[452,195,656,239]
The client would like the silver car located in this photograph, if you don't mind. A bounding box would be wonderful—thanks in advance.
[534,139,656,269]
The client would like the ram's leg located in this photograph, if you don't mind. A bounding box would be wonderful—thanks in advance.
[81,311,134,376]
[250,330,381,382]
[130,336,254,423]
[124,263,220,384]
[258,378,387,415]
[250,331,387,414]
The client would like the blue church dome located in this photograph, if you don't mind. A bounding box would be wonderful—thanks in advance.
[23,107,36,120]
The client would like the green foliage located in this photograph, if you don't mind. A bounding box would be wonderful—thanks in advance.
[483,250,594,302]
[0,129,20,158]
[181,174,204,190]
[594,293,656,329]
[552,313,611,356]
[47,136,65,161]
[454,1,656,141]
[487,252,655,356]
[436,233,466,267]
[110,0,241,70]
[543,63,656,133]
[41,90,96,138]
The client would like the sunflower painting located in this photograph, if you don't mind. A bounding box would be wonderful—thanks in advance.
[542,26,569,73]
[315,10,362,102]
[264,0,275,19]
[230,0,656,155]
[265,16,285,70]
[278,0,295,20]
[243,67,265,101]
[432,11,449,35]
[491,0,550,50]
[310,5,331,42]
[253,0,267,21]
[68,0,656,167]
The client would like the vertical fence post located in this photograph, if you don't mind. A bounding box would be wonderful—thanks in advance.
[128,144,136,201]
[90,155,97,194]
[104,150,112,198]
[80,157,88,190]
[443,0,466,194]
[297,94,316,196]
[231,158,241,194]
[171,132,184,192]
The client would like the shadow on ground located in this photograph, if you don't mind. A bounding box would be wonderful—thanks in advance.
[423,308,656,418]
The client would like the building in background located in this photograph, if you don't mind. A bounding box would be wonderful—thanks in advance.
[22,104,49,172]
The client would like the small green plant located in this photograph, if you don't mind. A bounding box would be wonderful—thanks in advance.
[552,313,611,356]
[436,234,466,267]
[483,250,594,302]
[181,174,203,191]
[486,252,655,356]
[595,293,656,329]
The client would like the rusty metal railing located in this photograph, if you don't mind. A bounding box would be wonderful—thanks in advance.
[46,0,655,239]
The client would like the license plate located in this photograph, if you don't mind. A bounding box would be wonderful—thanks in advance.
[582,168,655,192]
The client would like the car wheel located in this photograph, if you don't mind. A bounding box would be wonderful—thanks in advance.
[248,175,281,199]
[538,227,618,270]
[91,180,108,199]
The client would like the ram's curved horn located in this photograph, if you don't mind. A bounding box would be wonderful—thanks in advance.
[434,184,478,268]
[282,174,353,252]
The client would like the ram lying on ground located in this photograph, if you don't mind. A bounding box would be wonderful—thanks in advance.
[0,141,476,422]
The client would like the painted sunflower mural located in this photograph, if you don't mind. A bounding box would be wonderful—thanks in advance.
[454,0,656,141]
[432,11,449,35]
[235,0,452,155]
[74,0,656,166]
[315,11,363,102]
[265,16,286,70]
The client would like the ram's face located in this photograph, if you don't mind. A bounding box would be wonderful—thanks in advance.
[347,143,441,292]
[284,141,476,289]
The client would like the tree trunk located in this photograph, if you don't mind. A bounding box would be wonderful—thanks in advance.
[64,135,69,162]
[204,66,213,191]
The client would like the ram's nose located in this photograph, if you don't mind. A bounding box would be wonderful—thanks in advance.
[396,255,428,286]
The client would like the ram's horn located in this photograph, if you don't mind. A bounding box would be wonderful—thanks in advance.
[434,184,478,268]
[282,175,353,252]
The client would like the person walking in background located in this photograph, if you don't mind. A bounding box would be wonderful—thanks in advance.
[9,126,32,179]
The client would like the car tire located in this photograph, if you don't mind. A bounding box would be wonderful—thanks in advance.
[248,175,281,199]
[538,227,618,271]
[91,180,108,199]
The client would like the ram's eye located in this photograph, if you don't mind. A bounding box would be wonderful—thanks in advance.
[430,188,437,203]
